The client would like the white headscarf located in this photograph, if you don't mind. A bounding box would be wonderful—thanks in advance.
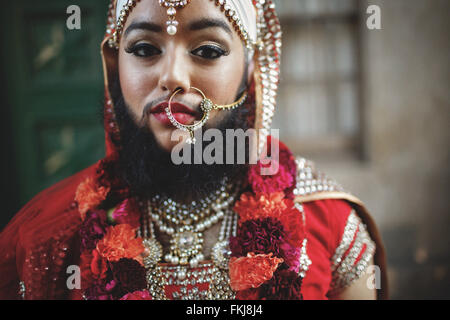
[115,0,257,45]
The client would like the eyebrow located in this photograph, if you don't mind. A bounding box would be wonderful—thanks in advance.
[189,18,233,37]
[123,18,233,39]
[123,21,162,38]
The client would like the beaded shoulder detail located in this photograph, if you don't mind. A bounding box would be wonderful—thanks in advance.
[328,210,376,294]
[291,157,375,293]
[293,157,346,197]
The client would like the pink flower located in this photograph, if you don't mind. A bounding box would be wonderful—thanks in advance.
[111,199,140,228]
[248,160,294,194]
[280,242,301,273]
[79,210,108,252]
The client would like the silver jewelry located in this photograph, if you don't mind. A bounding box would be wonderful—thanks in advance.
[139,196,238,300]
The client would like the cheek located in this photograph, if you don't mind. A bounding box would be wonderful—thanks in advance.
[118,53,157,116]
[211,56,245,103]
[201,54,245,124]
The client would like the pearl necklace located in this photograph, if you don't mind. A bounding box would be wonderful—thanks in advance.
[142,178,238,267]
[139,201,238,300]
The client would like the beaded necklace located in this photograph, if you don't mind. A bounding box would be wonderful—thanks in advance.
[139,200,238,300]
[145,177,238,266]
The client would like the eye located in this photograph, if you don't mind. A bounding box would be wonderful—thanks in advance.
[191,45,228,60]
[125,43,161,58]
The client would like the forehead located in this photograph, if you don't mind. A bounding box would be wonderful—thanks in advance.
[124,0,234,33]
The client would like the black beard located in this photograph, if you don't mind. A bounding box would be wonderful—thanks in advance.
[109,77,252,202]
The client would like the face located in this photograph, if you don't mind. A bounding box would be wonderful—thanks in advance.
[117,0,251,151]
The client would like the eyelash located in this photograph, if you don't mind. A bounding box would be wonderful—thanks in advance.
[125,43,229,60]
[191,45,228,60]
[125,43,161,57]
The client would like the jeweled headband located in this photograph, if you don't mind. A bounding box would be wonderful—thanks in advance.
[104,0,282,154]
[109,0,257,49]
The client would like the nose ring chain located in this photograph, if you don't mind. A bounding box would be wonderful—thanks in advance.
[165,87,247,144]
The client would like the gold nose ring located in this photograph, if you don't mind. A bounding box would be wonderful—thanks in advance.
[165,87,248,144]
[166,87,210,144]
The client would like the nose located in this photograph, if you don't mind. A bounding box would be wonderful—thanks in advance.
[158,46,190,95]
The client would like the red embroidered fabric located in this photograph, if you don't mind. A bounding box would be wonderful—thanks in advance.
[301,199,354,299]
[0,165,96,299]
[1,184,364,300]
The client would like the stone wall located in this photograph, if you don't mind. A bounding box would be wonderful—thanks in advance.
[314,0,449,299]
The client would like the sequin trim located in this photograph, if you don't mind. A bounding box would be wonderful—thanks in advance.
[294,203,311,278]
[330,211,359,271]
[329,212,376,293]
[293,157,346,197]
[18,281,26,300]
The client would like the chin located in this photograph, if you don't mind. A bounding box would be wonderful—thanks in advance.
[152,127,190,153]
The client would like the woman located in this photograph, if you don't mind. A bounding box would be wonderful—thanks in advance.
[0,0,387,300]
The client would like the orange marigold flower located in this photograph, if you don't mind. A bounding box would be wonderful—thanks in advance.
[234,192,286,224]
[229,252,283,291]
[278,206,305,247]
[75,177,110,220]
[96,224,145,264]
[234,192,305,247]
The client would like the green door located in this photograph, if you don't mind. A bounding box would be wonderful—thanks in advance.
[1,0,109,227]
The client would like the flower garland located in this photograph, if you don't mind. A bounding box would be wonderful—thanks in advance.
[229,138,305,300]
[75,137,305,300]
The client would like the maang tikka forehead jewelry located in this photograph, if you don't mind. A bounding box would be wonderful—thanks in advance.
[159,0,191,35]
[166,87,248,144]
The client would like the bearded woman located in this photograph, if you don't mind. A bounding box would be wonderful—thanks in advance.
[0,0,387,300]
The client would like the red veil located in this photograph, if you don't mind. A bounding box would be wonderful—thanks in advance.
[0,164,95,299]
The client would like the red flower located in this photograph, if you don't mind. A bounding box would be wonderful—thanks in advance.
[120,290,152,300]
[229,218,286,257]
[84,279,115,300]
[235,288,261,300]
[75,177,110,220]
[277,204,305,247]
[79,210,108,252]
[91,249,109,278]
[278,145,297,199]
[80,249,108,290]
[110,258,147,298]
[229,253,283,291]
[96,224,145,264]
[260,269,303,300]
[248,160,294,194]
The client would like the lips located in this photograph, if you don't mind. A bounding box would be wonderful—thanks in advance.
[150,102,199,126]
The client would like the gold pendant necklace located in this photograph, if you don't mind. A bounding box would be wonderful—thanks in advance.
[146,178,237,267]
[138,201,238,300]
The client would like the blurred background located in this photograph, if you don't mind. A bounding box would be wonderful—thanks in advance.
[0,0,449,299]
